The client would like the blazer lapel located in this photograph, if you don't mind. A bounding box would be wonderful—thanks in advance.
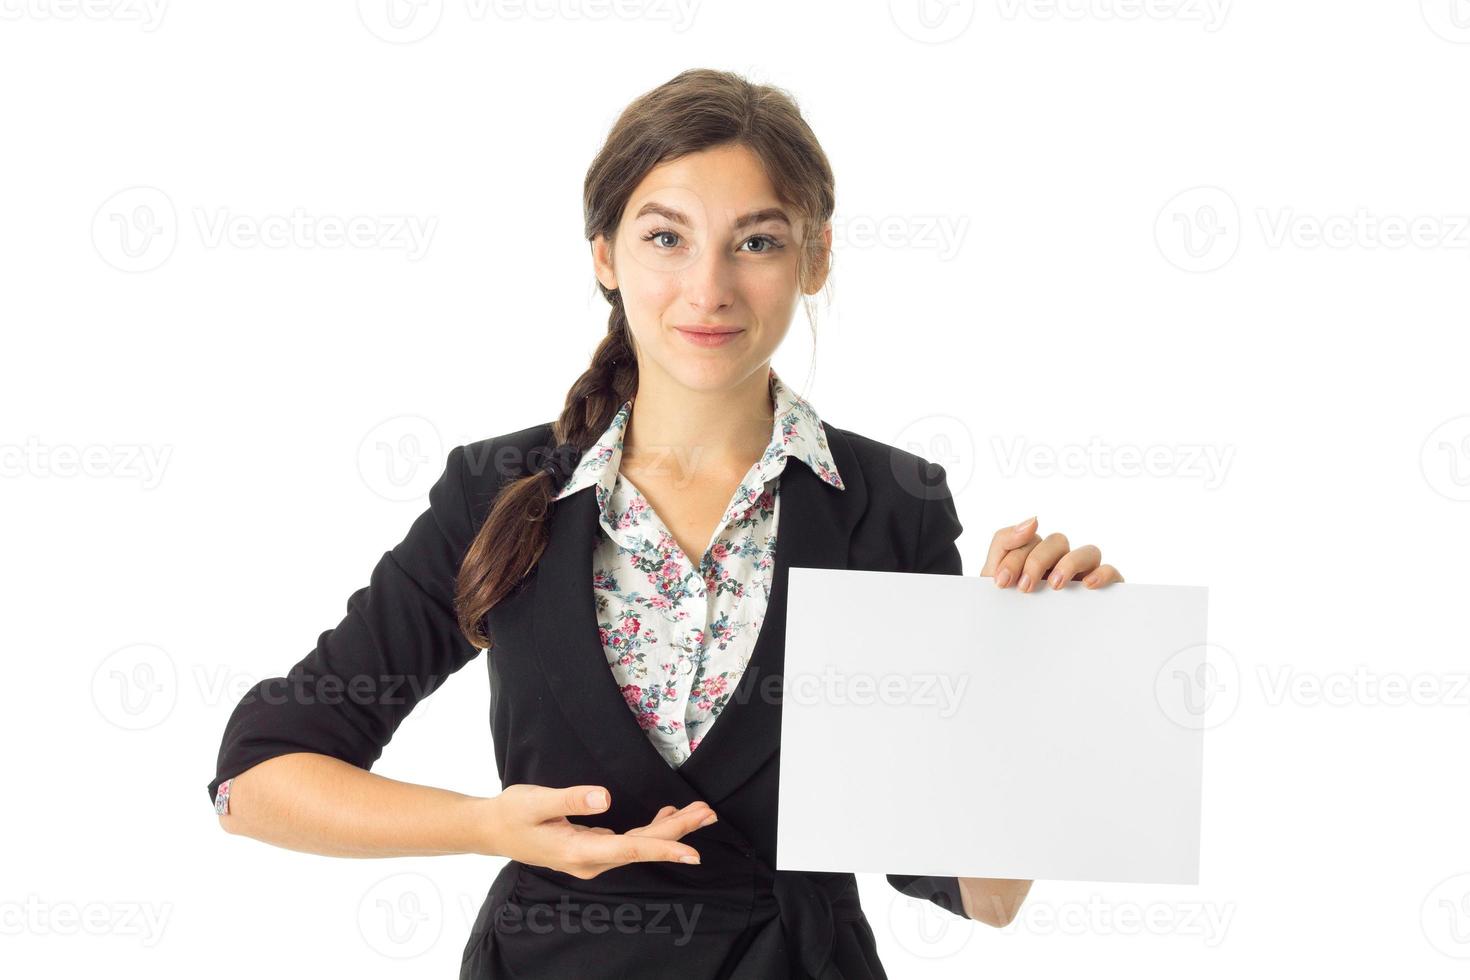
[531,423,869,817]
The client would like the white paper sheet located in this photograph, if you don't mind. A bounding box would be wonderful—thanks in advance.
[776,569,1209,885]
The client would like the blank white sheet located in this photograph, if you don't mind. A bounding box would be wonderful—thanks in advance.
[776,569,1209,885]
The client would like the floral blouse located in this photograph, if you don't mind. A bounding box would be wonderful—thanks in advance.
[211,366,842,813]
[549,365,844,768]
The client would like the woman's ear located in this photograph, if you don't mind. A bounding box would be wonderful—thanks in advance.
[590,232,618,292]
[802,221,834,295]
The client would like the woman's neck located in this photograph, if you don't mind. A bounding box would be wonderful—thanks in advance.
[622,364,774,484]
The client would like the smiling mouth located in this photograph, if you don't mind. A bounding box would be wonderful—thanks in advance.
[673,325,745,347]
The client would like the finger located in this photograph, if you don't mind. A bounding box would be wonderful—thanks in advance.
[1047,544,1101,590]
[983,517,1038,576]
[1019,533,1070,592]
[1082,563,1124,588]
[535,785,612,822]
[576,832,701,869]
[994,536,1040,588]
[633,805,718,839]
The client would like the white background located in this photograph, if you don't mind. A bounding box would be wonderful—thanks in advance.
[3,1,1468,977]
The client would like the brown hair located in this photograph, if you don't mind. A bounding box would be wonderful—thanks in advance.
[454,68,836,650]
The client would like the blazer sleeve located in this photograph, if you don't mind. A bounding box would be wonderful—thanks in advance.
[885,459,972,920]
[205,443,484,806]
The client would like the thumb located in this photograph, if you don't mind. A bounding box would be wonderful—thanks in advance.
[555,784,611,819]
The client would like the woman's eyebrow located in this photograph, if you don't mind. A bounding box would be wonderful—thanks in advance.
[634,201,791,231]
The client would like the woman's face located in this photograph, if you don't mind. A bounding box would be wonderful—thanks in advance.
[591,142,830,394]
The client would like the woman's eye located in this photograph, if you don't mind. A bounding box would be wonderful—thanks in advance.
[642,229,681,249]
[741,234,786,254]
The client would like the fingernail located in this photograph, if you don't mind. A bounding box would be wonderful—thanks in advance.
[1018,572,1031,592]
[1083,573,1098,587]
[680,855,701,864]
[1050,571,1062,589]
[1014,516,1035,531]
[700,814,718,827]
[587,791,608,809]
[996,568,1012,588]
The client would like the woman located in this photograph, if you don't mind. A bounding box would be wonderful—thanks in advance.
[207,68,1124,978]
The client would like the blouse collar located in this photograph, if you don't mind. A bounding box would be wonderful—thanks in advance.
[552,366,845,516]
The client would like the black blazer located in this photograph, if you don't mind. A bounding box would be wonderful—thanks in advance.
[208,417,970,979]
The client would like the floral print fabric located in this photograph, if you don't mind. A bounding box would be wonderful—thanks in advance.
[553,366,844,768]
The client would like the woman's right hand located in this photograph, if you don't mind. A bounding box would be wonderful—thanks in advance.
[488,783,718,880]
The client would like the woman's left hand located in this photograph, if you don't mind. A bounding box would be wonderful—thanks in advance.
[981,516,1123,591]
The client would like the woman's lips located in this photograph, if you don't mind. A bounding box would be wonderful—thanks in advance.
[674,327,744,348]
